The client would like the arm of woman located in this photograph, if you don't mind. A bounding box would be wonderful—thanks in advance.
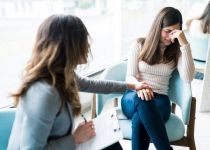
[170,30,195,82]
[19,82,76,150]
[177,43,195,82]
[76,74,127,93]
[126,41,141,83]
[76,41,151,93]
[77,74,148,93]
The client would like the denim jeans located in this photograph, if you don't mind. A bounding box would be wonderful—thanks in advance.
[121,90,173,150]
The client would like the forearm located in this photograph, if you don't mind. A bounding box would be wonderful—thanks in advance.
[177,44,195,82]
[126,82,137,90]
[77,75,127,93]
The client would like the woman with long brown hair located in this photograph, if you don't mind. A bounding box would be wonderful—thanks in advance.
[8,14,149,150]
[121,7,195,150]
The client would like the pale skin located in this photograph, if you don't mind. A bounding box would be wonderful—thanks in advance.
[135,23,188,101]
[73,121,96,144]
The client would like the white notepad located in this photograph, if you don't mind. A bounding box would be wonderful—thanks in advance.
[76,109,123,150]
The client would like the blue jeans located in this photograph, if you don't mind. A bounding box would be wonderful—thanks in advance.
[121,90,173,150]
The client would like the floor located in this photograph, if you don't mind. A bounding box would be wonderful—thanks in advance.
[76,78,210,150]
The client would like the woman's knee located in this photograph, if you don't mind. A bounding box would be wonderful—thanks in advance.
[121,90,139,119]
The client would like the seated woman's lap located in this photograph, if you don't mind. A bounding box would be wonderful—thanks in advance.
[121,90,171,122]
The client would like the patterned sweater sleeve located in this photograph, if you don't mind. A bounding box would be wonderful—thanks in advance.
[126,41,141,83]
[177,44,195,82]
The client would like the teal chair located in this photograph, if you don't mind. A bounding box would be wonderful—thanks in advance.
[186,33,209,73]
[92,61,196,150]
[0,108,16,150]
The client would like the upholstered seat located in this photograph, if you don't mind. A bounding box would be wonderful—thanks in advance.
[100,102,185,142]
[0,108,16,150]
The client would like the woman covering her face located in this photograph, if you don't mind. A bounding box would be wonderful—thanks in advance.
[121,7,195,150]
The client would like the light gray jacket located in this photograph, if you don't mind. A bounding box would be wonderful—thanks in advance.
[8,74,127,150]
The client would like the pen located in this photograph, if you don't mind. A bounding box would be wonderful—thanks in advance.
[81,113,87,123]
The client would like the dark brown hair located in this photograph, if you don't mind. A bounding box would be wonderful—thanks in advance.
[12,15,90,116]
[138,7,182,66]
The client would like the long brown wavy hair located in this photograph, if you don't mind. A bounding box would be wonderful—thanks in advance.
[12,15,90,116]
[198,2,210,34]
[138,7,182,66]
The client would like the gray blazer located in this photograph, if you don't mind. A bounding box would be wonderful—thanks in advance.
[8,74,127,150]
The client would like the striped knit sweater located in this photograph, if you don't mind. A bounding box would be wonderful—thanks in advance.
[126,41,195,95]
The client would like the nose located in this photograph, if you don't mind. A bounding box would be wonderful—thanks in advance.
[166,32,172,40]
[165,37,171,41]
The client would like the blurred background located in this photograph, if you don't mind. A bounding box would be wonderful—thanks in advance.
[0,0,209,107]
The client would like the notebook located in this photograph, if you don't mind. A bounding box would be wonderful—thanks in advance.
[76,109,123,150]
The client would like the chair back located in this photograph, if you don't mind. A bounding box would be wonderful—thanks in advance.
[0,108,15,150]
[96,61,127,115]
[168,70,192,125]
[186,33,209,62]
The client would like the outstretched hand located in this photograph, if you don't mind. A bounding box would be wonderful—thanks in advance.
[127,81,154,100]
[133,81,154,101]
[134,81,152,91]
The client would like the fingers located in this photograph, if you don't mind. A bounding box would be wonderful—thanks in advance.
[146,88,154,100]
[135,81,152,91]
[142,89,149,100]
[83,121,96,138]
[169,29,188,45]
[82,121,94,130]
[141,84,150,89]
[78,121,95,134]
[137,89,154,101]
[145,89,151,100]
[169,32,176,43]
[135,81,154,101]
[74,121,96,144]
[169,30,183,39]
[85,127,96,139]
[137,90,144,100]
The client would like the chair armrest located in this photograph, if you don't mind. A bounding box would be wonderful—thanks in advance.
[171,103,176,114]
[91,94,96,119]
[187,97,196,137]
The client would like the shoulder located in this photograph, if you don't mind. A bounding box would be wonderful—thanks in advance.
[23,81,61,111]
[27,81,59,99]
[130,38,144,54]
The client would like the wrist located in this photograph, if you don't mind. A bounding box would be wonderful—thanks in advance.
[73,132,80,144]
[127,83,135,90]
[178,34,188,46]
